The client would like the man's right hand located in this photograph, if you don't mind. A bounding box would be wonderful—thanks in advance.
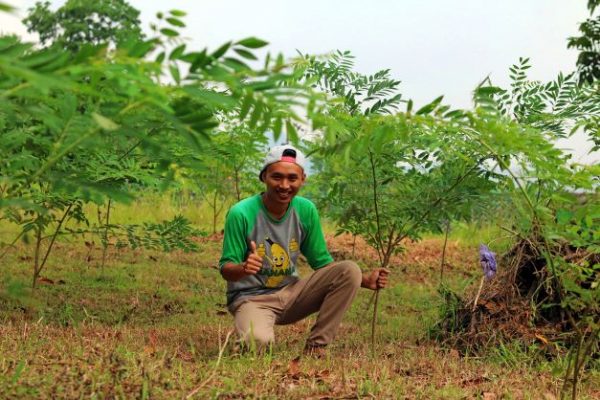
[242,240,263,275]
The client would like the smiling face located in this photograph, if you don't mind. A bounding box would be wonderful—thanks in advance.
[270,243,289,269]
[261,161,305,208]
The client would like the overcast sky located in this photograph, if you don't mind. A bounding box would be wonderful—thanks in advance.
[1,0,597,162]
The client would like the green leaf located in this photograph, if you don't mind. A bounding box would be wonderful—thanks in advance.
[236,37,269,49]
[211,42,231,59]
[155,51,166,63]
[234,48,258,60]
[286,120,299,143]
[182,87,237,109]
[272,118,283,139]
[92,113,119,131]
[0,2,15,12]
[188,50,209,71]
[416,95,444,115]
[239,94,253,120]
[249,102,262,128]
[556,209,573,225]
[126,39,158,58]
[166,17,185,27]
[160,28,179,37]
[224,57,250,71]
[477,86,504,96]
[169,44,186,60]
[170,64,180,84]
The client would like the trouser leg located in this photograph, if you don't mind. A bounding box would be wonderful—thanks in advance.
[232,293,281,348]
[277,260,362,347]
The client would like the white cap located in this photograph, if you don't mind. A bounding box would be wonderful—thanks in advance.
[259,145,306,181]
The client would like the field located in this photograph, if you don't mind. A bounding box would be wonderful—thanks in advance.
[1,212,598,399]
[1,0,599,398]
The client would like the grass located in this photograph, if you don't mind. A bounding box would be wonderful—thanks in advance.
[0,201,599,398]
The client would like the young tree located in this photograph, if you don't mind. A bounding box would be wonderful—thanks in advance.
[568,1,600,84]
[1,4,318,286]
[23,0,144,52]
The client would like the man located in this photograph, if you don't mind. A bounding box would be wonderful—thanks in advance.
[219,145,389,355]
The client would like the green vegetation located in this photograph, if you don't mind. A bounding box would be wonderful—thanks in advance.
[0,0,598,398]
[1,230,598,398]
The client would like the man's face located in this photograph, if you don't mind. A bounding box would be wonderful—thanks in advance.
[262,162,305,206]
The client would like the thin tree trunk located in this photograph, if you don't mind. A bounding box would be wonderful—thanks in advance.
[32,203,73,288]
[39,203,73,273]
[570,332,585,400]
[234,168,241,202]
[440,220,450,284]
[368,150,383,353]
[32,222,43,289]
[101,199,112,275]
[212,190,218,234]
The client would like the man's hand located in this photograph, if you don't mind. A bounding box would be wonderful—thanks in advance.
[361,268,390,290]
[242,240,263,275]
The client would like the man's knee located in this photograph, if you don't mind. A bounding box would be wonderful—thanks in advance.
[238,328,274,349]
[235,307,275,347]
[335,260,362,287]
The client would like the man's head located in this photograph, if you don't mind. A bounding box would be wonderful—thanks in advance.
[259,145,306,206]
[259,145,306,182]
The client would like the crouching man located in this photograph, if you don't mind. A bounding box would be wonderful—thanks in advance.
[219,145,389,355]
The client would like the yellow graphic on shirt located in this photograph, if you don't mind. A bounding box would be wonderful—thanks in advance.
[263,238,291,288]
[257,243,266,257]
[289,238,299,252]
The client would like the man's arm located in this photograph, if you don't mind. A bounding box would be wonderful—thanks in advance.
[220,241,263,282]
[361,268,390,290]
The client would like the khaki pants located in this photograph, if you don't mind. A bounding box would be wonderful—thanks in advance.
[229,261,362,348]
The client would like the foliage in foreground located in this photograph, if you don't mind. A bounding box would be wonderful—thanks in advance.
[1,2,318,286]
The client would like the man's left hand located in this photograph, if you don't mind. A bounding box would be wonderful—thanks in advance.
[362,268,390,290]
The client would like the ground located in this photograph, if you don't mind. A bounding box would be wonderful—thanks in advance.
[0,233,598,399]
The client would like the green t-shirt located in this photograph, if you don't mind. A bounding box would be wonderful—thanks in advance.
[219,194,333,306]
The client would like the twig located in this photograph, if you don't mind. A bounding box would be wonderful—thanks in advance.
[186,329,233,399]
[472,276,485,312]
[371,289,380,355]
[364,289,376,312]
[39,203,74,274]
[101,199,112,274]
[393,160,484,248]
[367,150,384,355]
[440,220,450,284]
[0,231,24,261]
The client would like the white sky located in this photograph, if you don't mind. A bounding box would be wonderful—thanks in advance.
[1,0,598,163]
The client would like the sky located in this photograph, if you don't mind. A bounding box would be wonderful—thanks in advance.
[1,0,597,163]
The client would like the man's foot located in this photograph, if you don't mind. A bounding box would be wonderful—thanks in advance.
[303,344,327,359]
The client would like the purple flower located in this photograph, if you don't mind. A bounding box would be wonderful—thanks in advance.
[479,244,497,280]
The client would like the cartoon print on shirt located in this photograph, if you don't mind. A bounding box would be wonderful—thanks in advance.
[262,237,293,287]
[257,242,266,257]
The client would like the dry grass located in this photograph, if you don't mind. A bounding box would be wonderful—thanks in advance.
[1,233,599,399]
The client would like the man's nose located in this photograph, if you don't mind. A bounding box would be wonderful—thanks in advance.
[280,179,290,189]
